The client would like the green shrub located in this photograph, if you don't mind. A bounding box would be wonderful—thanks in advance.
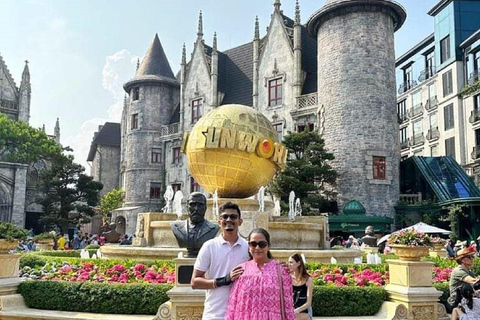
[85,244,100,250]
[18,280,173,315]
[312,286,387,316]
[434,282,450,306]
[0,222,28,240]
[33,232,54,241]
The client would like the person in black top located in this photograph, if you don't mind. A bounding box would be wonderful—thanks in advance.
[289,253,313,320]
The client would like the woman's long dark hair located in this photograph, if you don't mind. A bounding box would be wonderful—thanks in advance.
[461,284,475,310]
[290,253,310,281]
[247,228,273,260]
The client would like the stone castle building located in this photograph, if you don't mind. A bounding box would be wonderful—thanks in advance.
[0,54,60,227]
[88,0,406,234]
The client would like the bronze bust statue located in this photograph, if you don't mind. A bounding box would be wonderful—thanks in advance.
[102,223,121,243]
[171,192,219,257]
[361,225,378,247]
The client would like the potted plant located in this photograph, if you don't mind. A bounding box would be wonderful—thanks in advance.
[33,232,55,244]
[387,229,432,261]
[0,222,28,253]
[430,237,446,251]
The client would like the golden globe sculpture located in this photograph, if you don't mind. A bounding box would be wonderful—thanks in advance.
[181,104,287,198]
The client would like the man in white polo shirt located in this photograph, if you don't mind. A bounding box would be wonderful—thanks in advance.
[191,201,249,320]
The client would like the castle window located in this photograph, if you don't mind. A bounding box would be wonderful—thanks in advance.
[372,156,386,180]
[151,148,162,163]
[273,123,283,141]
[190,177,200,193]
[268,78,283,106]
[172,147,181,165]
[191,99,202,124]
[297,123,314,133]
[444,103,454,130]
[445,137,455,160]
[150,182,161,199]
[132,87,140,101]
[397,99,407,121]
[440,36,450,64]
[131,113,139,130]
[442,70,453,97]
[171,183,181,193]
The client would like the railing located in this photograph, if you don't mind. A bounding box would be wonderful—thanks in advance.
[398,80,418,94]
[467,69,480,86]
[469,109,480,124]
[426,127,440,141]
[408,103,423,119]
[418,66,437,82]
[472,146,480,160]
[296,93,318,109]
[0,99,18,110]
[425,96,438,111]
[160,123,180,136]
[399,192,423,205]
[398,113,408,124]
[400,140,409,150]
[408,133,424,147]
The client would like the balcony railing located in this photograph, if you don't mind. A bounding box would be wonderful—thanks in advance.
[418,66,437,82]
[425,96,438,111]
[408,103,423,119]
[472,146,480,160]
[469,109,480,124]
[296,93,318,109]
[398,80,418,94]
[399,192,423,205]
[467,69,480,86]
[408,133,425,147]
[426,127,440,141]
[398,113,408,124]
[160,123,180,136]
[400,140,409,150]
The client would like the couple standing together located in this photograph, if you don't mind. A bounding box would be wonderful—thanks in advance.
[184,193,312,320]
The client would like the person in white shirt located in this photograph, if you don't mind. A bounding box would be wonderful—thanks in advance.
[191,202,249,320]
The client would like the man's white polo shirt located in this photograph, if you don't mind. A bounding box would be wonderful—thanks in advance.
[194,234,249,320]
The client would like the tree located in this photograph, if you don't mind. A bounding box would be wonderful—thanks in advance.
[0,114,62,164]
[99,189,125,217]
[270,131,337,214]
[36,153,103,233]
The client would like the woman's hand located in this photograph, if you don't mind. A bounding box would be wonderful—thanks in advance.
[230,265,244,281]
[294,308,301,315]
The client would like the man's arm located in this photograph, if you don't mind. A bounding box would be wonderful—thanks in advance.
[191,269,216,289]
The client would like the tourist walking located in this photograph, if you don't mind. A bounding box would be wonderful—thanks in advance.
[289,253,313,320]
[451,284,480,320]
[225,228,295,320]
[191,202,249,320]
[449,247,480,310]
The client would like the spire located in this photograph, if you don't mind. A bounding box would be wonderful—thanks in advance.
[136,58,140,71]
[181,43,186,65]
[295,0,301,24]
[213,32,217,52]
[21,60,30,84]
[254,16,260,40]
[274,0,281,12]
[42,124,45,132]
[197,11,204,39]
[54,118,60,143]
[135,33,175,80]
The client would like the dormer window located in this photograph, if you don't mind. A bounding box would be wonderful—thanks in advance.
[131,113,139,130]
[268,78,283,106]
[192,99,202,124]
[132,87,140,101]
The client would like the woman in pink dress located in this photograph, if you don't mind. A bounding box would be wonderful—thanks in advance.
[225,228,295,320]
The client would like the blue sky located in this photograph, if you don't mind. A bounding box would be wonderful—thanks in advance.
[1,0,438,171]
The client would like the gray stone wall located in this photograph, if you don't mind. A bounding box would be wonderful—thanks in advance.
[0,67,20,120]
[91,145,120,198]
[0,162,28,227]
[316,9,400,217]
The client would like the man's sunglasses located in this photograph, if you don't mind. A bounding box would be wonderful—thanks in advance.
[220,213,239,221]
[248,241,269,248]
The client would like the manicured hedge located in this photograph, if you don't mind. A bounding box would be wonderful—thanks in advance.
[312,286,387,316]
[18,280,173,315]
[18,280,386,316]
[434,282,449,307]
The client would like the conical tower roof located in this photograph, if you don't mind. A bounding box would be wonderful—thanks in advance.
[124,34,179,92]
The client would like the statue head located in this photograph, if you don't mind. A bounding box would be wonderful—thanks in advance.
[187,192,207,225]
[365,225,375,236]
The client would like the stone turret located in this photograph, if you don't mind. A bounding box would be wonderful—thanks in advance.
[252,16,260,109]
[307,0,406,217]
[18,60,31,123]
[122,34,180,210]
[54,117,60,143]
[293,0,302,98]
[210,32,218,108]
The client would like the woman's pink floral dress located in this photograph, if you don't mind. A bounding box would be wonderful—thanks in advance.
[225,259,295,320]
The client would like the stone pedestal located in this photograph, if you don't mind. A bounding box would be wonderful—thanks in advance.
[0,253,20,279]
[385,259,444,320]
[155,257,205,320]
[429,249,446,258]
[361,247,379,254]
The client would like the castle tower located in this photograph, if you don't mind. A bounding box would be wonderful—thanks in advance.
[307,0,406,217]
[122,34,180,210]
[18,60,31,123]
[54,117,60,143]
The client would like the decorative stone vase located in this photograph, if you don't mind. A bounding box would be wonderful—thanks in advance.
[0,239,17,254]
[432,244,444,251]
[390,244,429,261]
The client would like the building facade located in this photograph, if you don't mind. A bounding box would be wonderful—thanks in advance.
[89,0,406,228]
[395,0,480,184]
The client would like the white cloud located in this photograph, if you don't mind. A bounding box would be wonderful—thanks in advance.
[71,49,138,173]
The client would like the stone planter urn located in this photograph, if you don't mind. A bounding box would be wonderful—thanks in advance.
[0,240,17,254]
[390,245,429,261]
[0,239,20,279]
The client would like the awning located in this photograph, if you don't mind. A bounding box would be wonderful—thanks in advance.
[328,214,394,233]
